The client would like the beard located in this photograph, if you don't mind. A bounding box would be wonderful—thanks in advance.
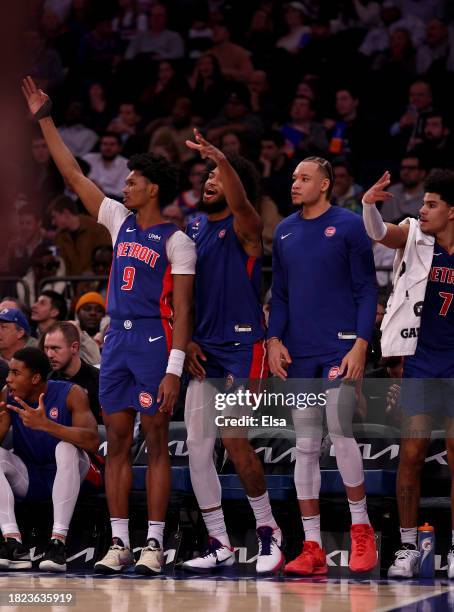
[197,196,228,214]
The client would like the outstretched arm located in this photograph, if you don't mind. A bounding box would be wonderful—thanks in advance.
[362,171,409,249]
[186,129,262,255]
[22,76,104,218]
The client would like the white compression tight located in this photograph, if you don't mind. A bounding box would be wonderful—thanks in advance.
[293,385,365,500]
[0,442,90,537]
[184,379,222,510]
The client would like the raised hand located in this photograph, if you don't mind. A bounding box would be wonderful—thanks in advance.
[21,76,50,116]
[362,171,393,205]
[7,393,49,430]
[185,128,225,164]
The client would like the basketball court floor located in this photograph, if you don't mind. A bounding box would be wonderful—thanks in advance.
[0,571,453,611]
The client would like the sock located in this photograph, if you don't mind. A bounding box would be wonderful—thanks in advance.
[452,529,454,547]
[247,492,278,530]
[147,521,165,548]
[348,497,370,525]
[51,523,68,543]
[302,515,322,547]
[3,532,22,544]
[400,527,417,547]
[110,518,130,549]
[202,508,231,547]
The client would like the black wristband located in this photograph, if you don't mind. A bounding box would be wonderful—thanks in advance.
[34,99,53,120]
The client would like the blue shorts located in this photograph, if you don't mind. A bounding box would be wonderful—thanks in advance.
[287,350,351,388]
[401,344,454,417]
[200,340,268,383]
[100,318,170,415]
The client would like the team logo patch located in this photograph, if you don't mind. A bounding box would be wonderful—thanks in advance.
[324,226,336,237]
[328,366,340,381]
[414,301,424,317]
[49,407,59,420]
[124,320,132,330]
[139,392,153,408]
[218,229,226,238]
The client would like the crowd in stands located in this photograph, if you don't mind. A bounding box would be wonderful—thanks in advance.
[2,0,454,424]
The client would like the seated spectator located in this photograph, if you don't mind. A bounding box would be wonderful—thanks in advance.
[17,246,67,306]
[75,245,113,300]
[58,101,99,157]
[23,28,64,93]
[280,96,328,158]
[247,70,277,128]
[416,19,450,76]
[0,308,30,361]
[186,12,213,59]
[111,0,148,50]
[244,7,276,65]
[162,204,185,230]
[26,131,65,218]
[125,2,184,60]
[173,160,205,223]
[7,205,52,278]
[189,53,228,121]
[259,130,296,217]
[140,60,191,120]
[84,83,113,135]
[148,98,197,164]
[107,101,142,146]
[45,321,101,423]
[83,133,129,200]
[389,80,434,153]
[380,153,426,222]
[31,290,67,339]
[74,292,105,338]
[331,159,363,214]
[220,132,244,157]
[49,196,111,276]
[208,19,253,83]
[78,16,123,80]
[276,2,310,54]
[416,111,454,169]
[371,27,416,87]
[206,86,264,147]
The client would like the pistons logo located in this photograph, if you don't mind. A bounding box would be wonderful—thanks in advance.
[218,229,226,238]
[139,392,153,408]
[328,366,340,381]
[49,407,59,420]
[324,226,336,237]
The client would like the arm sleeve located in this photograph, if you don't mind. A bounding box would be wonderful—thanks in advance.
[267,235,289,339]
[347,219,378,343]
[166,230,197,274]
[98,197,130,245]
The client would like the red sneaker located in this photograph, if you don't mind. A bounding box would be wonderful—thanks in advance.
[284,541,327,575]
[349,524,377,572]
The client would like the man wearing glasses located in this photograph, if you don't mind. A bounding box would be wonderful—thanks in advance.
[380,154,426,222]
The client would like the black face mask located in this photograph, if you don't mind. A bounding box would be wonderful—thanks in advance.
[197,196,228,214]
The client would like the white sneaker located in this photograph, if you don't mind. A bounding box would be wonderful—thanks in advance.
[135,539,164,575]
[387,544,420,578]
[448,547,454,579]
[182,537,235,573]
[94,538,134,574]
[256,526,285,574]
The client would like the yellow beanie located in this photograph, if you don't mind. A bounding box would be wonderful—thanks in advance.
[75,292,105,313]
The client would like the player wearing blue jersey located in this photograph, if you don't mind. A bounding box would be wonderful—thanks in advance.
[181,130,284,574]
[22,77,196,575]
[362,169,454,578]
[268,157,378,575]
[0,348,99,572]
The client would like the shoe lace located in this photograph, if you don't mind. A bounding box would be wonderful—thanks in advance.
[395,548,419,562]
[257,526,274,556]
[352,532,369,556]
[202,537,222,559]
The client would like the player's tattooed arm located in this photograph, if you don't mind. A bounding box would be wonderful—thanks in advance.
[21,76,104,218]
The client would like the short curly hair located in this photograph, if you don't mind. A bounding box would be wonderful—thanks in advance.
[127,153,179,205]
[205,154,261,207]
[424,168,454,206]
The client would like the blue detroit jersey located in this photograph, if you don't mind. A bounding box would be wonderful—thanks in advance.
[107,217,179,321]
[417,243,454,350]
[8,380,73,466]
[269,206,377,357]
[187,214,264,346]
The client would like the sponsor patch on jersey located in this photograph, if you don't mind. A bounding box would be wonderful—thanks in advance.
[324,226,336,237]
[234,324,252,333]
[139,392,153,408]
[49,406,59,420]
[148,233,161,242]
[328,366,340,381]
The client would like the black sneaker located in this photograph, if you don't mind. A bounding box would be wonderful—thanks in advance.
[0,538,32,570]
[39,539,67,572]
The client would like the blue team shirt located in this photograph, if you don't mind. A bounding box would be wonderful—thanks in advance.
[417,243,454,350]
[269,206,377,357]
[9,380,73,466]
[187,214,264,346]
[107,216,179,321]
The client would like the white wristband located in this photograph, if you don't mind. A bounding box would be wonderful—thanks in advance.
[166,349,185,377]
[362,200,387,241]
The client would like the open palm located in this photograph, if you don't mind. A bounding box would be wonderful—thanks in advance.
[21,76,49,115]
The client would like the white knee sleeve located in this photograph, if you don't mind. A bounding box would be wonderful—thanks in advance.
[52,441,89,533]
[292,406,323,500]
[0,447,29,535]
[185,379,222,510]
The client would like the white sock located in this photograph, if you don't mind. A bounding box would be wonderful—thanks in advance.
[302,515,322,547]
[147,521,165,548]
[452,529,454,547]
[51,523,68,543]
[247,492,278,530]
[348,497,370,525]
[110,518,130,549]
[400,526,417,546]
[202,508,231,547]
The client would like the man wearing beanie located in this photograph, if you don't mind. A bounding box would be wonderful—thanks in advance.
[75,292,106,338]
